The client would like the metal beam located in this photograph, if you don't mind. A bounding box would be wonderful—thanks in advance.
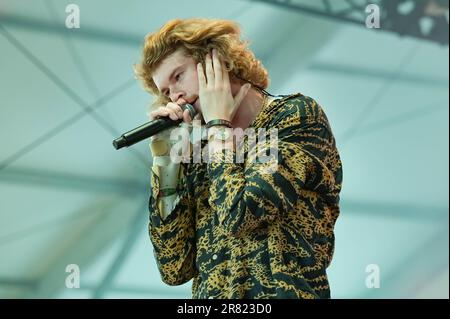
[0,24,147,171]
[92,201,148,298]
[0,205,108,247]
[87,284,189,298]
[0,14,141,47]
[342,101,448,141]
[0,196,443,250]
[250,0,449,45]
[308,62,449,88]
[45,0,101,100]
[341,199,449,222]
[0,278,36,289]
[2,198,447,298]
[0,278,189,298]
[22,197,141,298]
[251,0,366,26]
[253,10,338,93]
[0,166,146,195]
[341,44,420,145]
[0,0,253,48]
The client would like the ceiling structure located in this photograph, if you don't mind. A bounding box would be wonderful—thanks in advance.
[0,0,448,298]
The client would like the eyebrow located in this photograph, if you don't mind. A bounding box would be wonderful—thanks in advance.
[159,65,182,96]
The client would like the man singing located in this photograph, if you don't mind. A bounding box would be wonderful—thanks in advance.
[134,18,343,299]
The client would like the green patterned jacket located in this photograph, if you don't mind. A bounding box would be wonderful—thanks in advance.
[149,93,343,299]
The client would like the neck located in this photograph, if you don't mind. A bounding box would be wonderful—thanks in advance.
[231,87,266,130]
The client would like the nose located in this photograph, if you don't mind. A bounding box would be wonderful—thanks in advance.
[170,90,185,104]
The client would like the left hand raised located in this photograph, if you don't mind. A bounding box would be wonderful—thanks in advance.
[197,49,251,125]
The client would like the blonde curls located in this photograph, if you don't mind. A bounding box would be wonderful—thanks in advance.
[134,18,269,108]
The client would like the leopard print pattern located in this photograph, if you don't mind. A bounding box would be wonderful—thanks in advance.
[149,93,343,299]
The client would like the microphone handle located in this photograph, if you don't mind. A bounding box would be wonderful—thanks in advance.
[113,117,182,150]
[112,103,196,150]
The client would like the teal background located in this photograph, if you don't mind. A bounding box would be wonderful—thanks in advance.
[0,0,448,298]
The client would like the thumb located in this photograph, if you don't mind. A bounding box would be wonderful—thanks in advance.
[182,109,193,123]
[177,98,187,106]
[233,83,251,108]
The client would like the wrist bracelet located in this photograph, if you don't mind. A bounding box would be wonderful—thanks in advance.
[206,119,232,129]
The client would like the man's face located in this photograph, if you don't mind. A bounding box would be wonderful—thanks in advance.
[152,49,201,115]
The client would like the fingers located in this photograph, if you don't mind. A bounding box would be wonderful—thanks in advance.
[182,109,192,123]
[221,60,230,89]
[148,103,184,121]
[166,103,184,120]
[212,49,222,84]
[199,49,230,91]
[148,107,168,120]
[205,51,215,88]
[197,63,206,90]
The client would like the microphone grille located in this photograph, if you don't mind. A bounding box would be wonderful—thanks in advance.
[181,103,197,121]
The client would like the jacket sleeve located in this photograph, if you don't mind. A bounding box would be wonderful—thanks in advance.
[207,96,342,238]
[148,163,197,285]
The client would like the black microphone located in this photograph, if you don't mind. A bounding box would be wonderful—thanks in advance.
[112,104,197,150]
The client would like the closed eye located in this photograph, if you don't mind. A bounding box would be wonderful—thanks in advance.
[161,69,183,97]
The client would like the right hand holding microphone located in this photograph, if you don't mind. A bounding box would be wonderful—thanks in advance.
[149,101,194,160]
[148,101,194,124]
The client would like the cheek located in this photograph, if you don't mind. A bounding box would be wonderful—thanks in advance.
[179,67,199,97]
[191,71,199,93]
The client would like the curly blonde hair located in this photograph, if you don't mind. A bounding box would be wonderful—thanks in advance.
[134,18,269,107]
